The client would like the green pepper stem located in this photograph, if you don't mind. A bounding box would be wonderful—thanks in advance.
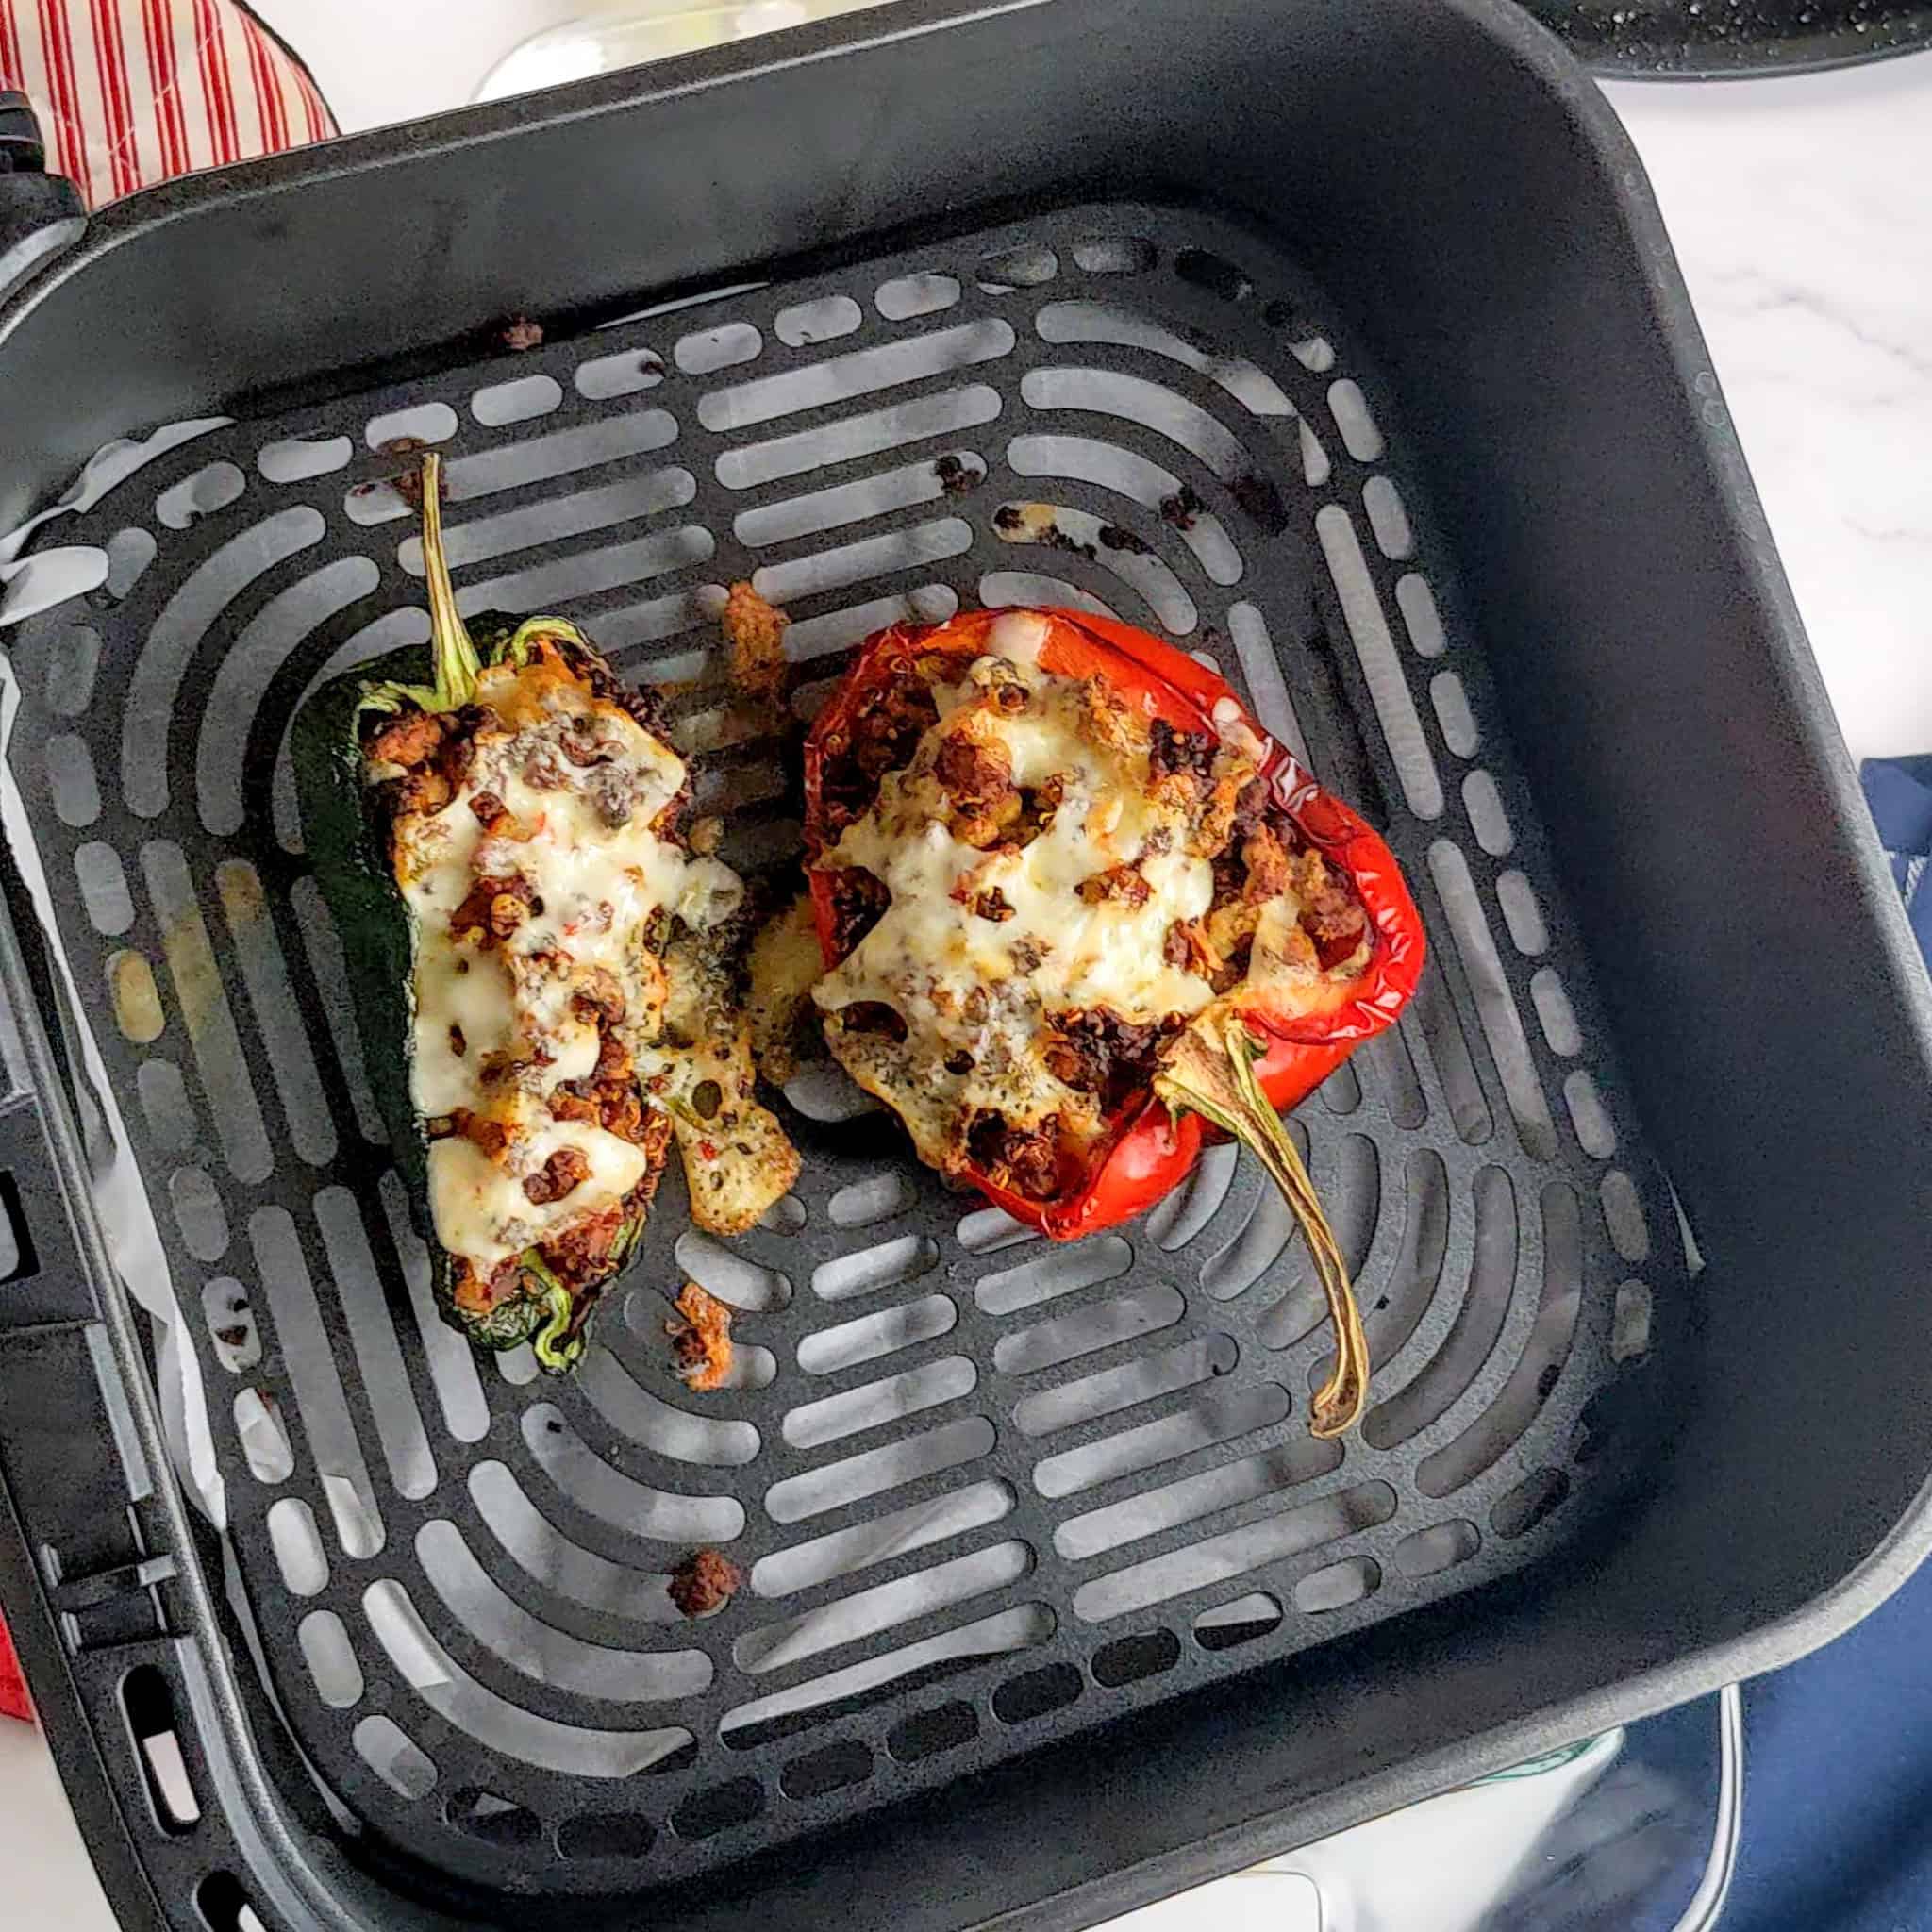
[1155,1016,1370,1438]
[419,453,480,711]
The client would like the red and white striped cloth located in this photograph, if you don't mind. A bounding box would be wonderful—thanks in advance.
[0,0,334,208]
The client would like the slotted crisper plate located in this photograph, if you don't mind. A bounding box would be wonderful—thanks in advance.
[3,203,1686,1896]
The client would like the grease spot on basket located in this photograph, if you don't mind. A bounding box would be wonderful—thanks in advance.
[978,244,1058,292]
[1072,236,1156,275]
[43,624,100,714]
[109,948,164,1042]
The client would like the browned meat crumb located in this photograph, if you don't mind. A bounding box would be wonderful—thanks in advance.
[1300,856,1370,968]
[376,437,441,509]
[501,315,544,351]
[1077,863,1152,908]
[934,452,976,497]
[1043,1008,1179,1109]
[524,1147,591,1206]
[1158,483,1205,531]
[668,1547,742,1617]
[824,866,890,956]
[669,1282,734,1392]
[451,1108,512,1160]
[541,1203,625,1279]
[450,873,536,945]
[365,708,448,770]
[722,582,790,700]
[965,1111,1061,1200]
[1240,825,1293,903]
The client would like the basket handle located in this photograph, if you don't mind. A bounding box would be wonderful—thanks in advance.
[0,92,86,307]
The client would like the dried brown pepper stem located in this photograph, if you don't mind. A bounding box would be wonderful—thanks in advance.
[1155,1016,1369,1438]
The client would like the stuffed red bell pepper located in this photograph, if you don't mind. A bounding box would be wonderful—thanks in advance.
[801,607,1423,1435]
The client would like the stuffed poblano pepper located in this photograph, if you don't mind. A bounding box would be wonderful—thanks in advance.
[293,454,798,1371]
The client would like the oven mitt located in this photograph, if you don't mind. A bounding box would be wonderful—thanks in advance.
[1720,755,1932,1931]
[0,0,335,209]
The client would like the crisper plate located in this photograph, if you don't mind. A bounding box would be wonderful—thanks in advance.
[3,203,1687,1896]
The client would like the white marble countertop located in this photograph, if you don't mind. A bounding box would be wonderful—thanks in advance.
[4,23,1930,1932]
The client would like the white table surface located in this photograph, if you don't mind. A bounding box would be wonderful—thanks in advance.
[5,16,1930,1929]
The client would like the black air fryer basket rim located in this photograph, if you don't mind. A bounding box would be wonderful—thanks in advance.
[0,3,1929,1930]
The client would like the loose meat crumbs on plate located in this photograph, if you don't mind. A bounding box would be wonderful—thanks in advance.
[668,1547,743,1618]
[669,1281,734,1391]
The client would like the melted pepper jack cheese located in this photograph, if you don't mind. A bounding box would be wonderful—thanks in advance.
[380,655,742,1274]
[814,613,1236,1174]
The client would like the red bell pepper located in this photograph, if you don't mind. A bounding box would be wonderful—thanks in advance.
[803,608,1424,1434]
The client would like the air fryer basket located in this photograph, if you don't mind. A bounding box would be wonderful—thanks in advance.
[1,5,1929,1932]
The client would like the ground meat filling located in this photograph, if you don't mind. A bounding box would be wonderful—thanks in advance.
[824,865,890,956]
[1044,1008,1182,1111]
[966,1110,1064,1200]
[816,662,945,832]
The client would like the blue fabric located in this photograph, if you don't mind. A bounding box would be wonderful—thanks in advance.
[1723,756,1932,1932]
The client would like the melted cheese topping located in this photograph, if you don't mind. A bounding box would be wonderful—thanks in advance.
[813,648,1222,1169]
[387,658,742,1271]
